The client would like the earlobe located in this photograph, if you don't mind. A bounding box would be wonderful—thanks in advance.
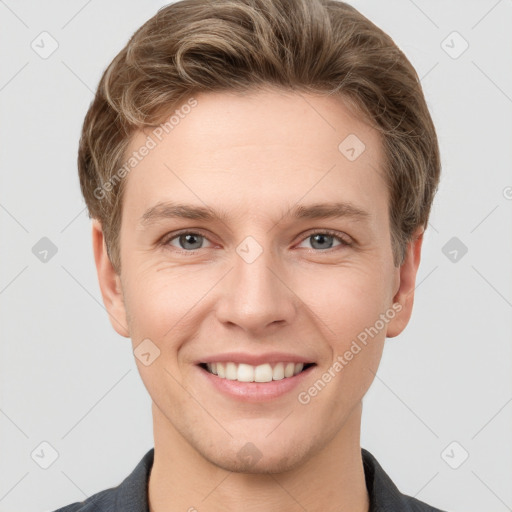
[386,227,424,338]
[91,220,130,338]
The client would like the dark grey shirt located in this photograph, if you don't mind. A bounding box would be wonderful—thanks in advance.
[53,447,446,511]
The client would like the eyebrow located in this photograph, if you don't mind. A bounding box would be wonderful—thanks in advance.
[139,200,370,227]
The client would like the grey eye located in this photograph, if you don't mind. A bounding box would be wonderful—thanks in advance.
[298,233,343,250]
[168,233,209,250]
[310,233,335,250]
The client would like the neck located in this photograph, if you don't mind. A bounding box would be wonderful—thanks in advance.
[148,402,370,512]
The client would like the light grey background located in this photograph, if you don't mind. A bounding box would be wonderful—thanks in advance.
[1,1,511,511]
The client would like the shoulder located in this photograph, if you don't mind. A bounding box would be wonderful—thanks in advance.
[50,448,154,512]
[51,487,117,512]
[361,448,447,512]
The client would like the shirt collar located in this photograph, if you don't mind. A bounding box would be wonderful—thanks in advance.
[114,448,153,512]
[362,448,418,511]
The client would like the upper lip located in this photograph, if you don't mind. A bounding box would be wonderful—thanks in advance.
[197,352,315,366]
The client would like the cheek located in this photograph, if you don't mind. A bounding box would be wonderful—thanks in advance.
[300,275,388,407]
[297,266,390,396]
[297,264,392,338]
[123,270,198,401]
[123,265,210,338]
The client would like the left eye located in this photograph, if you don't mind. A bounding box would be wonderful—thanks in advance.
[297,232,348,251]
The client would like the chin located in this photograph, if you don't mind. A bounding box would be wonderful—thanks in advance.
[209,449,306,475]
[202,436,314,475]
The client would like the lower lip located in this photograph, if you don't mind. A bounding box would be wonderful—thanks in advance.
[197,365,315,402]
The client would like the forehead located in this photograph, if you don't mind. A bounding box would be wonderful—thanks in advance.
[121,89,387,226]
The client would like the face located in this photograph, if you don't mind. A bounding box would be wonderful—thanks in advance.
[93,89,422,473]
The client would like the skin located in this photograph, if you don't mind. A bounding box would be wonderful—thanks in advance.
[92,88,423,512]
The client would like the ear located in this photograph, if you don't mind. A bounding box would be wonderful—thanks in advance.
[91,219,130,338]
[386,227,424,338]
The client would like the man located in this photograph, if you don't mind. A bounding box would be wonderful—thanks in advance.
[54,0,445,510]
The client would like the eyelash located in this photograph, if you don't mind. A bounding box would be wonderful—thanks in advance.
[160,229,352,254]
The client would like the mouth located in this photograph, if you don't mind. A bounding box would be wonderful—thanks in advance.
[198,361,316,383]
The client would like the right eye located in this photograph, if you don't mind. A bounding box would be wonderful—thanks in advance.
[163,231,215,252]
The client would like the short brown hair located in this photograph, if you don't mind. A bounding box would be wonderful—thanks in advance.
[78,0,441,273]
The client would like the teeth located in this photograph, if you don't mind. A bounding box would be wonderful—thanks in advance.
[205,361,308,383]
[237,363,254,382]
[284,362,295,378]
[216,362,226,378]
[273,362,284,380]
[225,362,237,380]
[254,363,273,382]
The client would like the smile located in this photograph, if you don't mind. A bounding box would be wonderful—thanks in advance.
[201,361,315,383]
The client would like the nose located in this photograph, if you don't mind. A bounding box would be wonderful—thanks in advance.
[214,239,297,335]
